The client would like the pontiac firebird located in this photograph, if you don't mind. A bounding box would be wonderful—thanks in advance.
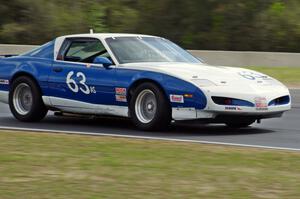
[0,33,291,130]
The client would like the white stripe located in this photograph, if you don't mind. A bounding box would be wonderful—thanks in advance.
[0,91,9,104]
[43,96,129,117]
[0,125,300,152]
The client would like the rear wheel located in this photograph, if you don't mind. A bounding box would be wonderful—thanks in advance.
[225,120,255,128]
[9,76,48,122]
[129,82,171,131]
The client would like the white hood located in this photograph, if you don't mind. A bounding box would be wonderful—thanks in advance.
[120,62,286,90]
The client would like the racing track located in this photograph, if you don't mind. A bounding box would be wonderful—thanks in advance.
[0,89,300,151]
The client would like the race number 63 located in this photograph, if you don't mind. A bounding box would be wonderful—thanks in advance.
[66,71,96,94]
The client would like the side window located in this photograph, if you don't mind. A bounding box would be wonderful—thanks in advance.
[57,38,111,64]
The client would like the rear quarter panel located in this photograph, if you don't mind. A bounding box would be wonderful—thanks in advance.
[0,56,52,95]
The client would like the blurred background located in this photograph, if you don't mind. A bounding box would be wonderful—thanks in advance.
[1,0,300,52]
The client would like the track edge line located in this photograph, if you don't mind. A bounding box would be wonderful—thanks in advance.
[0,125,300,152]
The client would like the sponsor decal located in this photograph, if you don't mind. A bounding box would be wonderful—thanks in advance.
[115,87,127,95]
[115,87,127,102]
[254,97,268,110]
[0,79,9,85]
[225,107,242,111]
[115,95,127,102]
[170,95,184,103]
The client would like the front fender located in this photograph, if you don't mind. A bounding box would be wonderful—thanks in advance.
[162,75,207,110]
[116,68,207,109]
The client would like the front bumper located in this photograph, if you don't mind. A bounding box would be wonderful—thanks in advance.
[172,85,291,121]
[172,104,290,121]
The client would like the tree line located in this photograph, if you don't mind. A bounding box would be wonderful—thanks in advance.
[0,0,299,52]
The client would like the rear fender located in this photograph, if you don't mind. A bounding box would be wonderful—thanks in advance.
[9,57,53,94]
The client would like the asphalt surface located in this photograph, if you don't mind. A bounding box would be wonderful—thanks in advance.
[0,89,299,150]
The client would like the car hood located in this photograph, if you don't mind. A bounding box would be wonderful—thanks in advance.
[120,62,286,89]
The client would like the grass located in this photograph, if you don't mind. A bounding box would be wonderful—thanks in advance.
[245,66,300,87]
[0,130,300,199]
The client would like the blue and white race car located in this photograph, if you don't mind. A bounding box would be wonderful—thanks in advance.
[0,33,291,130]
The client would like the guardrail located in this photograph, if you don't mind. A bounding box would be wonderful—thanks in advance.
[0,44,38,55]
[1,44,300,67]
[190,50,300,67]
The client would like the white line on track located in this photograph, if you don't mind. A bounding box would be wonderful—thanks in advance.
[1,125,300,152]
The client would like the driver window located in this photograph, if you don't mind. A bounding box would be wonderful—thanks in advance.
[60,38,111,63]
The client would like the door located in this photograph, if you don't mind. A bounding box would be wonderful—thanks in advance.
[48,37,116,114]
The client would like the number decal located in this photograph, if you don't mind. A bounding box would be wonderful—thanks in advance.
[66,71,79,93]
[77,72,90,94]
[66,71,96,94]
[238,71,269,80]
[90,86,96,94]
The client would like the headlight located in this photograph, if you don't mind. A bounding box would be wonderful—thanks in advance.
[191,79,216,87]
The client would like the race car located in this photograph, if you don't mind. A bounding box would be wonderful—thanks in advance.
[0,33,291,130]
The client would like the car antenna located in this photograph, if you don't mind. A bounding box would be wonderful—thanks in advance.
[90,29,94,34]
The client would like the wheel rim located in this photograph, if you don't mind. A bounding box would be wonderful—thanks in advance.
[135,89,157,124]
[13,83,33,115]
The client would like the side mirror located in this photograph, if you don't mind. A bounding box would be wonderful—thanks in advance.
[93,57,113,68]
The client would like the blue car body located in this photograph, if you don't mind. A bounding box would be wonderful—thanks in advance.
[0,36,207,120]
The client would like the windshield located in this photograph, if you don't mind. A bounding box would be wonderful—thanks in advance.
[105,37,201,64]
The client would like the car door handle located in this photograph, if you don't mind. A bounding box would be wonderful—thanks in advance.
[53,67,63,73]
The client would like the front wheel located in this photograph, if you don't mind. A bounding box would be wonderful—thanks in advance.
[9,76,48,122]
[129,82,171,131]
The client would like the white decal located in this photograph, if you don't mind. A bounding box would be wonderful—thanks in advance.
[170,95,184,103]
[77,72,90,94]
[66,71,96,94]
[115,87,127,95]
[239,71,269,80]
[115,95,127,102]
[66,71,79,93]
[90,86,96,94]
[254,97,268,110]
[225,107,242,111]
[0,79,9,85]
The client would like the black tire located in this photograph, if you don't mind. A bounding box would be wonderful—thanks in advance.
[9,76,48,122]
[129,82,171,131]
[225,120,255,128]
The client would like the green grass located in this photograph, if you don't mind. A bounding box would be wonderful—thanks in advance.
[245,66,300,86]
[1,131,300,199]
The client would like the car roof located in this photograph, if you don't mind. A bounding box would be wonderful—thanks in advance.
[53,33,162,63]
[57,33,159,40]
